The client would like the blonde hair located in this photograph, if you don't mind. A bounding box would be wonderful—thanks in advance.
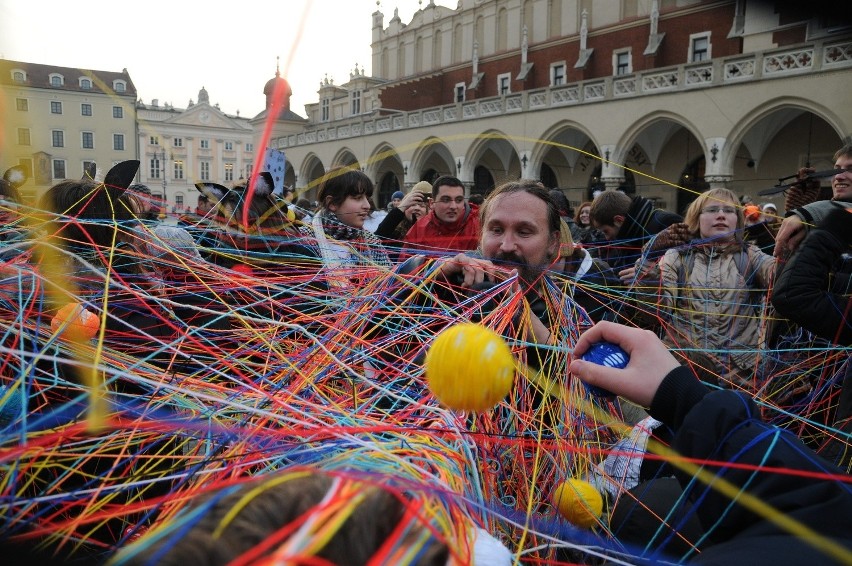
[682,188,744,238]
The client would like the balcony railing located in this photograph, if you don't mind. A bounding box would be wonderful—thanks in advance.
[281,38,852,150]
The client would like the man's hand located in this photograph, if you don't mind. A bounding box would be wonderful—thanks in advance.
[773,215,807,258]
[398,190,425,212]
[783,167,821,212]
[649,222,690,253]
[437,253,498,287]
[569,321,680,408]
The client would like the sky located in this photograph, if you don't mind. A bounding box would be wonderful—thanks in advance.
[0,0,453,119]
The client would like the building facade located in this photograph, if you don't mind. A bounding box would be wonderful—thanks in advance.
[0,59,137,202]
[271,0,852,212]
[136,87,255,213]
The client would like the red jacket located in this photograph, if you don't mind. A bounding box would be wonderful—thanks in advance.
[403,204,480,253]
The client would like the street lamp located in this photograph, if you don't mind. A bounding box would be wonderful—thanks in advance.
[153,148,169,219]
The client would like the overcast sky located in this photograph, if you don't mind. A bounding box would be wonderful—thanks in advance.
[0,1,452,119]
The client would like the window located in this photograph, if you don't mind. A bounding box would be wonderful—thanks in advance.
[225,141,233,151]
[497,73,511,95]
[52,130,65,148]
[245,164,253,178]
[200,139,210,149]
[113,134,125,151]
[614,49,632,76]
[174,138,183,147]
[51,101,63,114]
[350,90,362,115]
[53,160,66,179]
[49,74,64,86]
[321,98,329,121]
[173,160,184,180]
[17,128,31,146]
[454,82,466,102]
[200,161,210,181]
[113,80,126,92]
[82,131,94,149]
[80,78,92,89]
[113,106,123,118]
[175,193,184,208]
[12,70,25,83]
[16,98,28,111]
[689,32,711,62]
[224,163,234,181]
[81,103,92,116]
[150,158,161,178]
[150,136,159,145]
[82,161,96,176]
[245,143,253,152]
[551,63,566,86]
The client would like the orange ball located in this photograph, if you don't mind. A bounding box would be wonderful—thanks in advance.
[425,323,515,412]
[51,303,100,341]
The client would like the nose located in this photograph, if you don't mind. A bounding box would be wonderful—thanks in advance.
[499,233,518,252]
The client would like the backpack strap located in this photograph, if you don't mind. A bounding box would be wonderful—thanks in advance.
[676,249,695,301]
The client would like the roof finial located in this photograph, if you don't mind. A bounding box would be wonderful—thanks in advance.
[275,55,280,77]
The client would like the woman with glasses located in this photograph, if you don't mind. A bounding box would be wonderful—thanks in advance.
[655,188,775,389]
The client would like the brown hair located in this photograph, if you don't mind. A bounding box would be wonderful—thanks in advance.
[589,190,632,228]
[115,471,449,566]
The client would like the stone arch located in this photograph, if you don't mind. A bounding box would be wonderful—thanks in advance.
[410,137,455,183]
[618,112,707,213]
[723,97,848,202]
[330,147,360,169]
[298,153,327,201]
[531,121,601,203]
[465,130,521,195]
[367,142,404,207]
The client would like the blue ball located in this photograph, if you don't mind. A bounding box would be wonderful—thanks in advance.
[580,342,629,397]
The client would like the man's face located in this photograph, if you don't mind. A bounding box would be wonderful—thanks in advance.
[593,219,622,241]
[833,153,852,202]
[481,192,559,284]
[431,184,465,223]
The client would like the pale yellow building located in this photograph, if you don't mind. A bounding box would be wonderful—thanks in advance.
[136,87,255,213]
[0,59,137,202]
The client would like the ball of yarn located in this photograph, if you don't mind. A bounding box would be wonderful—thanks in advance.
[552,479,603,528]
[425,323,514,412]
[51,303,100,341]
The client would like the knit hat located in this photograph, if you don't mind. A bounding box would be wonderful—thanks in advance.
[412,180,433,195]
[391,191,404,200]
[147,225,202,261]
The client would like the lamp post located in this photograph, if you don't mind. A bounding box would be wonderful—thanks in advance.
[153,148,169,219]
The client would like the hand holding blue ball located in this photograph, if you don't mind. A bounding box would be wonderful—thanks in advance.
[580,342,629,397]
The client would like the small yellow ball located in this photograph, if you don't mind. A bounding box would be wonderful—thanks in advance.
[552,479,603,529]
[425,323,515,412]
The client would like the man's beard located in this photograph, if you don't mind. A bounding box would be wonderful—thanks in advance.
[490,252,546,287]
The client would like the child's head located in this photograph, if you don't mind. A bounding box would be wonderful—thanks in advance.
[683,188,743,240]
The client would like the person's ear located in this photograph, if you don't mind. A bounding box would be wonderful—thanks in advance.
[613,214,625,227]
[547,232,561,260]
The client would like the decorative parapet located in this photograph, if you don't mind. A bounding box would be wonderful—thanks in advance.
[614,76,637,97]
[763,46,814,75]
[278,38,852,149]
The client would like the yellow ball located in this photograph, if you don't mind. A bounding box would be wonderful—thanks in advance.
[51,303,100,341]
[552,479,603,528]
[425,323,515,412]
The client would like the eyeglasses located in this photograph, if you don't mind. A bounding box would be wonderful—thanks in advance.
[436,196,465,204]
[701,206,737,215]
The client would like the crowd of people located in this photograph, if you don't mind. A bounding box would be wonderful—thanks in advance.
[0,145,850,565]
